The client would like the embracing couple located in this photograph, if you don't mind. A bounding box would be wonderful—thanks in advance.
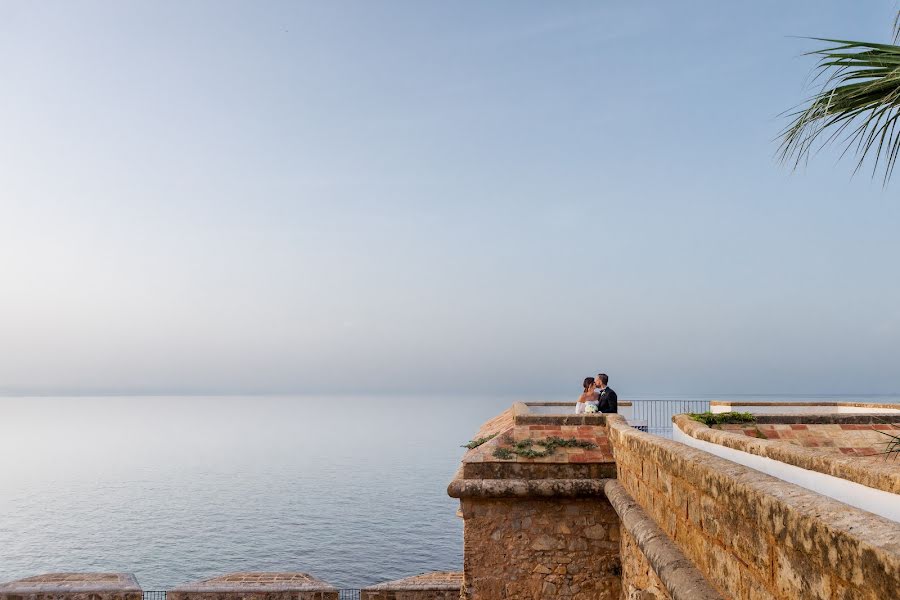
[575,373,617,414]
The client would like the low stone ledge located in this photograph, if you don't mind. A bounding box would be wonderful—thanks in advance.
[604,481,724,600]
[0,573,141,600]
[673,414,900,494]
[169,573,337,600]
[448,477,609,498]
[361,572,461,600]
[754,412,900,425]
[461,461,617,480]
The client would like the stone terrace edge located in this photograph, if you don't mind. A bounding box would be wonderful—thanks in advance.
[169,573,337,593]
[673,413,900,494]
[0,573,141,593]
[361,572,463,591]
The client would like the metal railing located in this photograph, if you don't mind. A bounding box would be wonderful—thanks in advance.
[629,399,710,437]
[143,593,166,600]
[339,591,360,600]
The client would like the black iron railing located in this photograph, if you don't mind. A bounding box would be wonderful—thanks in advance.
[339,591,360,600]
[143,592,166,600]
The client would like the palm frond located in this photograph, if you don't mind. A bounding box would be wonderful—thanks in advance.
[778,38,900,184]
[873,429,900,459]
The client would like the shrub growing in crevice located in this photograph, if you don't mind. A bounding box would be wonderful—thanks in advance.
[491,436,596,460]
[462,433,497,449]
[688,411,756,427]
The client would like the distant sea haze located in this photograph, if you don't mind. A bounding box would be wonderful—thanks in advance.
[0,394,898,589]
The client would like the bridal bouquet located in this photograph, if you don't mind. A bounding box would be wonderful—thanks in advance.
[585,404,599,414]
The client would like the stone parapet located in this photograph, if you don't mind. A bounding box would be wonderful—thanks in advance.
[361,572,462,600]
[608,414,900,600]
[448,476,607,498]
[604,480,722,600]
[673,413,900,494]
[451,403,622,599]
[168,573,337,600]
[0,573,142,600]
[710,401,900,414]
[459,403,615,481]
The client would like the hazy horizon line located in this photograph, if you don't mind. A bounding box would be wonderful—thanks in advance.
[2,391,898,399]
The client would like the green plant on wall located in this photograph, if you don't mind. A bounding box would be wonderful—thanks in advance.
[688,412,756,427]
[491,436,596,460]
[462,433,497,449]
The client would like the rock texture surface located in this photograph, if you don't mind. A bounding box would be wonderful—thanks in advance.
[0,573,141,600]
[450,403,622,599]
[168,573,337,600]
[621,529,671,600]
[605,480,722,600]
[458,496,620,600]
[361,572,462,600]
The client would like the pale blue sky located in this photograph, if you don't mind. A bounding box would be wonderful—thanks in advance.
[1,1,899,396]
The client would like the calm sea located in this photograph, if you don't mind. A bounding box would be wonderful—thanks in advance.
[1,394,898,589]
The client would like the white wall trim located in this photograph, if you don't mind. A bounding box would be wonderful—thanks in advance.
[672,422,900,523]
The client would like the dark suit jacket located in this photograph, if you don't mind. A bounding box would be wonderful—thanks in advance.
[598,387,617,413]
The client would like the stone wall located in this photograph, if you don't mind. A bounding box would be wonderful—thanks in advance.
[607,415,900,600]
[361,572,461,600]
[620,528,670,600]
[673,413,900,495]
[457,496,620,600]
[168,573,338,600]
[0,573,142,600]
[604,480,720,600]
[450,402,622,599]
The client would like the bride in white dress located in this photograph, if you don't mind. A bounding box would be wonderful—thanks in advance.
[575,377,600,414]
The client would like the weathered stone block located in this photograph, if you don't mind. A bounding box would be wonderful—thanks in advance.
[168,573,337,600]
[459,496,620,599]
[361,572,462,600]
[0,574,141,600]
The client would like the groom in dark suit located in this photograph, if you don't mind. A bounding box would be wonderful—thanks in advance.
[595,373,618,413]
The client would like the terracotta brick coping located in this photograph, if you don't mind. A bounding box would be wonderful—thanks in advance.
[170,573,336,592]
[458,404,615,481]
[512,401,614,426]
[673,414,900,494]
[604,480,724,600]
[606,415,900,587]
[752,413,900,425]
[0,573,141,593]
[362,572,462,591]
[710,400,900,411]
[448,476,610,499]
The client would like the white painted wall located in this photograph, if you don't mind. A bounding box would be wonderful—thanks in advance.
[672,422,900,523]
